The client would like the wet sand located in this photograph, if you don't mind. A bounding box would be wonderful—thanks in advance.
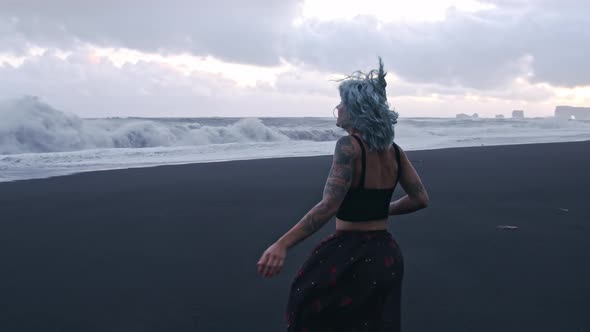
[0,140,589,331]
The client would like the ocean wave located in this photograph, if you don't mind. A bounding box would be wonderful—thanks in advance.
[2,96,589,157]
[0,96,344,154]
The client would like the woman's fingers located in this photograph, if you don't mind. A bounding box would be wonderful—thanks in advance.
[257,243,287,278]
[257,254,270,275]
[264,256,277,277]
[267,257,278,277]
[258,255,284,277]
[273,259,285,276]
[268,257,284,277]
[259,253,274,277]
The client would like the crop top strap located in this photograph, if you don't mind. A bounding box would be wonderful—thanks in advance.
[393,142,402,186]
[350,135,366,188]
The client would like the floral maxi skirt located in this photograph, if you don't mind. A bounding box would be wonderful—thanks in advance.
[286,229,404,332]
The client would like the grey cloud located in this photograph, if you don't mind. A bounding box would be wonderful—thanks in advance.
[286,13,526,89]
[0,48,558,119]
[286,1,590,89]
[0,0,301,65]
[481,0,589,10]
[272,70,339,97]
[405,81,555,102]
[0,48,237,116]
[0,48,337,117]
[1,0,589,90]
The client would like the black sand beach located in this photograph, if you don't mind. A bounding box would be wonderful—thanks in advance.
[1,140,589,332]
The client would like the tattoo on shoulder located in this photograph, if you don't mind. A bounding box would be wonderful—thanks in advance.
[334,136,355,165]
[321,137,355,208]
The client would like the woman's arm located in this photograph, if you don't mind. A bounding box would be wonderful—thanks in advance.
[388,194,428,215]
[389,147,429,215]
[276,136,356,249]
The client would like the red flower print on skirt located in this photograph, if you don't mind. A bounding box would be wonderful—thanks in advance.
[340,296,353,306]
[384,256,395,267]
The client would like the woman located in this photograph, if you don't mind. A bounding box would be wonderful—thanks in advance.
[256,57,429,332]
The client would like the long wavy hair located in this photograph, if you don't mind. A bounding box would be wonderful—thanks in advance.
[337,57,399,152]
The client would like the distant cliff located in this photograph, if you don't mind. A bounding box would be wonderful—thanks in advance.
[555,106,590,120]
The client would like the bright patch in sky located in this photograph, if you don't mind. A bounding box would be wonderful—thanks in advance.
[0,47,57,67]
[298,0,496,23]
[90,48,293,87]
[554,86,590,105]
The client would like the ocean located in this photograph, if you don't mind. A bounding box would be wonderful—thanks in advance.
[1,97,589,182]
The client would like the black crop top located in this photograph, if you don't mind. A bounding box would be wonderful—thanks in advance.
[335,135,402,222]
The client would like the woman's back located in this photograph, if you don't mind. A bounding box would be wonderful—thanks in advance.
[335,134,400,229]
[336,133,429,229]
[349,134,399,191]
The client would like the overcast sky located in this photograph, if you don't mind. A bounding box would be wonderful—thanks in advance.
[1,0,589,118]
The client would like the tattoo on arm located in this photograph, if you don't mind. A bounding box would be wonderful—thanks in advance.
[300,136,355,236]
[301,202,333,234]
[322,136,354,209]
[277,201,334,250]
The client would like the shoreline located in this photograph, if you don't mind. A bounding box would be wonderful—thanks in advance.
[1,138,588,185]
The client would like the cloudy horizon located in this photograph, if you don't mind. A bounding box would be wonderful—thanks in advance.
[1,0,589,118]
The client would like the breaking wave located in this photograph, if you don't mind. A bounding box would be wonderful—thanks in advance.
[0,96,345,154]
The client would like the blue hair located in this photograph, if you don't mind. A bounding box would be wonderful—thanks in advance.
[337,57,399,152]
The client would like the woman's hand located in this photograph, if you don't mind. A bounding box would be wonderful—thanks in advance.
[257,241,287,278]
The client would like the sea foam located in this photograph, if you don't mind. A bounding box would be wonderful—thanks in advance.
[1,96,589,182]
